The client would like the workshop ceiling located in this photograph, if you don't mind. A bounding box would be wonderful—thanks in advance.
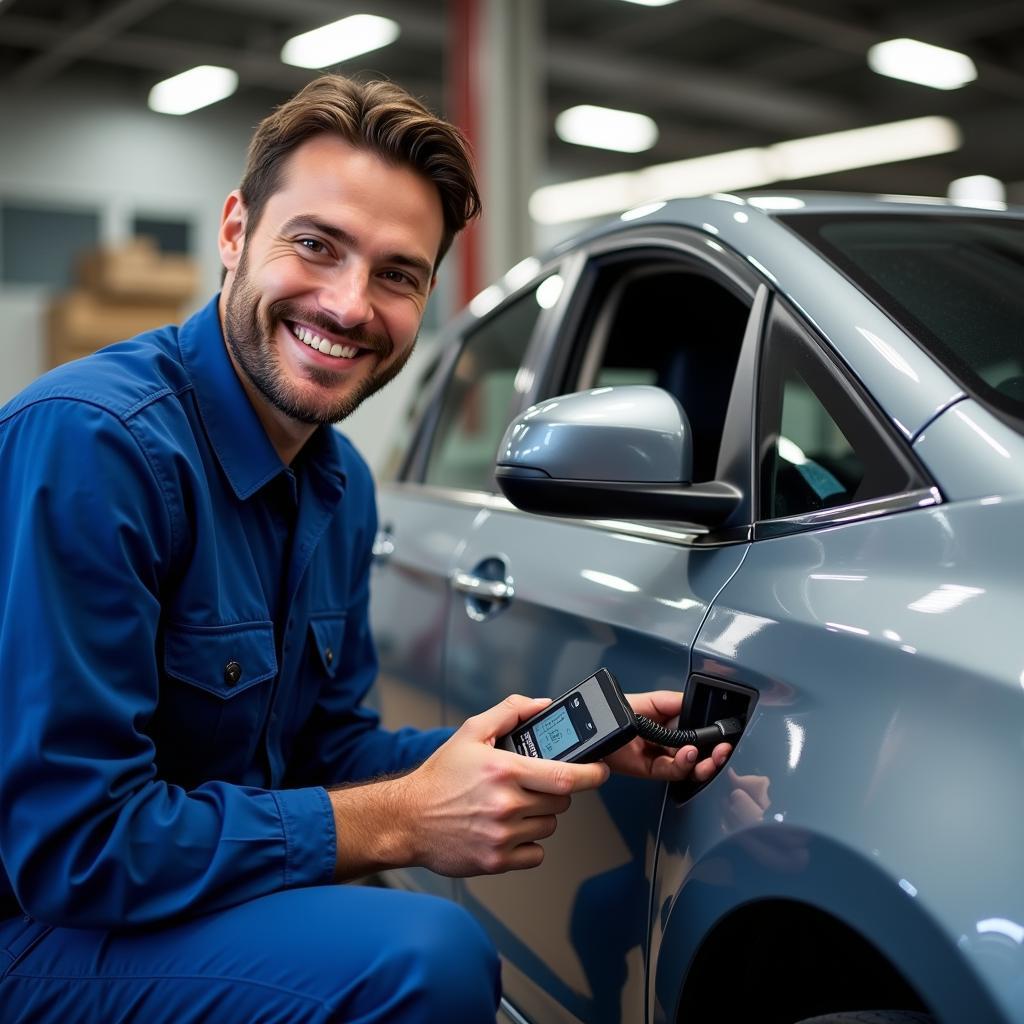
[2,0,1023,201]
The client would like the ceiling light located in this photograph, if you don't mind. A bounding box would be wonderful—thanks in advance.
[530,116,960,225]
[868,38,977,90]
[148,66,238,115]
[555,105,658,154]
[617,0,681,5]
[948,174,1006,208]
[281,14,400,69]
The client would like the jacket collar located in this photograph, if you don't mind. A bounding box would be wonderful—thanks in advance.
[177,295,345,501]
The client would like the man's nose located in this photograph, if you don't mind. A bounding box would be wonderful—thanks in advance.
[320,266,373,329]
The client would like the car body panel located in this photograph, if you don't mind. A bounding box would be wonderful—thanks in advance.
[914,398,1024,500]
[648,494,1024,1022]
[441,504,748,1024]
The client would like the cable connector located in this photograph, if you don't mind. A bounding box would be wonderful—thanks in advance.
[634,714,744,755]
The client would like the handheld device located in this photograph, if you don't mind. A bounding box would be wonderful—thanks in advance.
[497,668,638,763]
[497,667,746,764]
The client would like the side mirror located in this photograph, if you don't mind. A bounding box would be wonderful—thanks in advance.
[495,385,741,526]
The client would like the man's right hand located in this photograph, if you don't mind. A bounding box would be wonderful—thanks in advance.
[329,695,609,880]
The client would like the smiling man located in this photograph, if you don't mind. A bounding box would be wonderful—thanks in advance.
[0,76,729,1023]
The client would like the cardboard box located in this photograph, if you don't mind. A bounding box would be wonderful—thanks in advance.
[48,290,183,367]
[77,237,199,304]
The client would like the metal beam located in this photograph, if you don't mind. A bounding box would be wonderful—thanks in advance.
[0,15,441,101]
[546,40,859,134]
[11,0,174,87]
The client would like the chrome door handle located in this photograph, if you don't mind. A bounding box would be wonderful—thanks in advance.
[451,572,514,601]
[372,529,396,562]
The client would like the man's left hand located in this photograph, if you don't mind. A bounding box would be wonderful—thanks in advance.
[602,690,731,783]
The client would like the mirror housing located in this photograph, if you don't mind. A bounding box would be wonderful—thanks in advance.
[495,386,741,526]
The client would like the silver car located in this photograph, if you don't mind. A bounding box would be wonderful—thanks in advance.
[368,193,1024,1024]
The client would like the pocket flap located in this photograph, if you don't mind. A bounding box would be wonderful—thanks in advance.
[163,621,277,699]
[308,613,346,678]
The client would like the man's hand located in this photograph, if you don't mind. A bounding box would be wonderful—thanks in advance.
[329,695,609,880]
[603,690,731,783]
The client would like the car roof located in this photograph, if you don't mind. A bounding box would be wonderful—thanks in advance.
[549,190,1024,260]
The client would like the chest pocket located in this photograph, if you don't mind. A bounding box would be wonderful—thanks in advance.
[308,613,346,679]
[157,621,278,784]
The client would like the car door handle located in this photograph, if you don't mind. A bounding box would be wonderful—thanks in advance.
[451,572,514,601]
[372,528,396,562]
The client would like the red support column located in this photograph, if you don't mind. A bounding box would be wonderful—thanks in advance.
[448,0,483,307]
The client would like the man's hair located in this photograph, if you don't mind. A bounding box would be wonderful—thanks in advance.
[239,75,481,268]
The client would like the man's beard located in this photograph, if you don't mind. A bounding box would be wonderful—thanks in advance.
[223,249,415,426]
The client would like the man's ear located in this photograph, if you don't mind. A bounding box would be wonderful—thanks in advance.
[218,190,247,273]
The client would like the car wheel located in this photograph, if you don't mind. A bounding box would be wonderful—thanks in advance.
[795,1013,935,1024]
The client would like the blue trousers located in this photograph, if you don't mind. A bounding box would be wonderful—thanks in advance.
[0,886,501,1023]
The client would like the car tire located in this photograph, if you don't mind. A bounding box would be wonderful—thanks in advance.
[794,1013,935,1024]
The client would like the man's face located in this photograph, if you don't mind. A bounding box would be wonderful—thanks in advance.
[220,135,443,426]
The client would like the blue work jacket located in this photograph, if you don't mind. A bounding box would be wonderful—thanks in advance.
[0,296,448,928]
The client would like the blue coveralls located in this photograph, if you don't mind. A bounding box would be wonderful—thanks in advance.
[0,297,500,1022]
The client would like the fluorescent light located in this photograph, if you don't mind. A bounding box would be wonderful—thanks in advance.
[148,66,238,115]
[530,116,961,224]
[281,14,400,69]
[555,105,658,154]
[618,0,681,5]
[948,174,1006,208]
[868,38,977,90]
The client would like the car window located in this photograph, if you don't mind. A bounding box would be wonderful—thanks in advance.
[759,300,921,520]
[779,213,1024,430]
[422,281,550,492]
[563,259,752,484]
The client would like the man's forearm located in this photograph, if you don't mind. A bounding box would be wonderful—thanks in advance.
[328,776,418,882]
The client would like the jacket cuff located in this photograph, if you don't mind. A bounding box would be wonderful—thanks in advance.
[271,786,336,888]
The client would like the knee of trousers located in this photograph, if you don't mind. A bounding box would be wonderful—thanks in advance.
[366,894,501,1022]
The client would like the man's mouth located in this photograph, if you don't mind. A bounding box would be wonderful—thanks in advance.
[285,320,367,360]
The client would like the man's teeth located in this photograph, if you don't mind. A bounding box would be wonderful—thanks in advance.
[292,324,359,359]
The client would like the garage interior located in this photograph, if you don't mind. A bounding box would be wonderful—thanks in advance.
[1,0,1022,465]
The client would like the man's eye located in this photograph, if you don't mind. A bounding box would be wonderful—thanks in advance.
[298,238,328,255]
[382,269,416,287]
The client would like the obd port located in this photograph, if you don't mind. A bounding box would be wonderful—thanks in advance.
[669,674,757,804]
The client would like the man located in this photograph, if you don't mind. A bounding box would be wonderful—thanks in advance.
[0,76,730,1022]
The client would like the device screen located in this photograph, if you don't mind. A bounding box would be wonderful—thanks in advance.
[534,705,580,759]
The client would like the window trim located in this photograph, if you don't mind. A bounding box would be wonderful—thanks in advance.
[534,228,758,407]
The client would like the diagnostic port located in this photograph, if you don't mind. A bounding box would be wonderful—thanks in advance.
[669,674,757,804]
[682,674,757,732]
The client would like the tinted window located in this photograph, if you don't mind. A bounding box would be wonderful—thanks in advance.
[423,281,549,491]
[759,302,921,520]
[781,213,1024,428]
[566,261,751,483]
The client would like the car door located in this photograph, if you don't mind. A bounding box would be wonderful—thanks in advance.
[443,232,763,1024]
[369,271,563,900]
[649,295,949,1019]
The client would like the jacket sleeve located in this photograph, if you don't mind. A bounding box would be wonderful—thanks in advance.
[284,452,453,788]
[0,400,335,928]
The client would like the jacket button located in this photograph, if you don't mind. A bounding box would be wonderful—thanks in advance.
[325,648,334,666]
[224,660,242,686]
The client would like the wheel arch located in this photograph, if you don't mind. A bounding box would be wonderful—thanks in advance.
[649,829,1006,1024]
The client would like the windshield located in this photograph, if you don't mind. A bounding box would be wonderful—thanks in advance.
[780,212,1024,429]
